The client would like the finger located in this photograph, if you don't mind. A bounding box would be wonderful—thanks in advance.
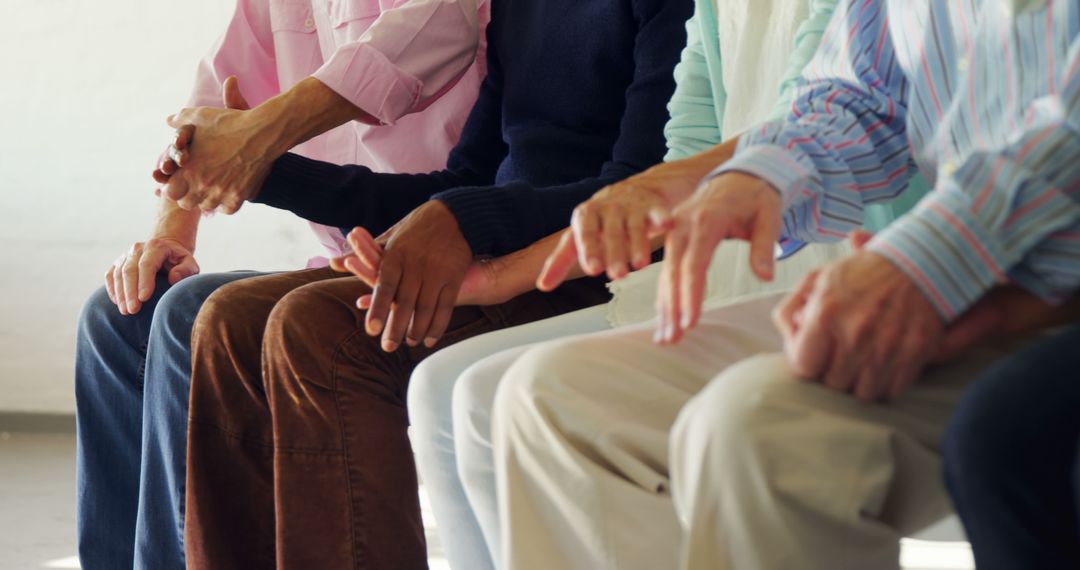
[344,255,379,288]
[654,260,675,344]
[627,210,652,270]
[828,341,863,396]
[223,76,251,110]
[198,195,222,214]
[164,177,190,203]
[136,246,169,302]
[168,256,199,284]
[422,286,458,348]
[678,224,716,334]
[646,207,674,238]
[356,294,373,310]
[772,270,818,341]
[173,124,195,150]
[329,253,355,273]
[572,204,604,276]
[786,294,832,379]
[601,210,630,279]
[168,145,190,169]
[121,254,142,314]
[659,227,688,344]
[104,266,118,305]
[112,263,128,315]
[537,231,578,291]
[347,228,383,269]
[749,206,781,282]
[160,157,179,176]
[166,109,194,129]
[406,282,443,347]
[885,336,928,399]
[366,258,402,337]
[152,169,171,185]
[219,196,243,216]
[382,269,421,352]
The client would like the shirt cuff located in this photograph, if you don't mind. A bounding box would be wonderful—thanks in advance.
[432,187,500,255]
[866,188,1010,321]
[312,42,423,125]
[706,144,815,208]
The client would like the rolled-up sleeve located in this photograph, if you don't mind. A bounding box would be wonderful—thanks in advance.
[312,0,483,125]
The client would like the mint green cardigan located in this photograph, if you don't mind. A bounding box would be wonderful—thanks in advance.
[663,0,926,232]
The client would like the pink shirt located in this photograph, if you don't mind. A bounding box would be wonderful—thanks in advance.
[187,0,488,264]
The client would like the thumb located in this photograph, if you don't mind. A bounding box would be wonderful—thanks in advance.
[848,229,874,251]
[168,256,200,285]
[223,76,251,110]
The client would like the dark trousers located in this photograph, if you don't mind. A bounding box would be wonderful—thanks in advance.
[943,324,1080,570]
[183,267,609,570]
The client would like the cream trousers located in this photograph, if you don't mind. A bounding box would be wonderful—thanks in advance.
[492,293,1021,570]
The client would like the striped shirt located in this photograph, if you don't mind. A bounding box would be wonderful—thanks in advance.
[715,0,1080,320]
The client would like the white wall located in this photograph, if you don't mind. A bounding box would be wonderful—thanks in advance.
[0,0,320,413]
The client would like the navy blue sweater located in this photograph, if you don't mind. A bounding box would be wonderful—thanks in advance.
[255,0,692,256]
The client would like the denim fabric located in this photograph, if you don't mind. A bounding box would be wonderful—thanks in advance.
[943,325,1080,570]
[75,271,265,570]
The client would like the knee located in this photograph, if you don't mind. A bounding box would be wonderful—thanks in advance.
[493,340,593,432]
[77,286,123,347]
[408,354,460,443]
[152,274,226,346]
[672,354,813,478]
[450,359,505,450]
[942,373,1019,489]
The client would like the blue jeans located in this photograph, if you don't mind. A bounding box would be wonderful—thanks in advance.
[943,325,1080,570]
[75,271,266,570]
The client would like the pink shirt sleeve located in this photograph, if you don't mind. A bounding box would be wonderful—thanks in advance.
[312,0,483,125]
[186,0,281,109]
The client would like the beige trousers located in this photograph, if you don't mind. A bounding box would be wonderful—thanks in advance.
[492,293,1022,570]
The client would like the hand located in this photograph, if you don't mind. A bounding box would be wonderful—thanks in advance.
[151,125,195,187]
[655,172,782,344]
[539,143,738,290]
[160,77,273,214]
[104,237,199,315]
[934,286,1080,362]
[772,247,945,402]
[349,201,473,352]
[152,76,249,189]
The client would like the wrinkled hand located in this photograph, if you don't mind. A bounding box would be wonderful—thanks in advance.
[655,172,782,344]
[773,243,945,402]
[160,77,273,214]
[152,125,195,188]
[935,286,1080,362]
[153,76,249,190]
[539,153,731,290]
[104,237,199,315]
[337,202,473,352]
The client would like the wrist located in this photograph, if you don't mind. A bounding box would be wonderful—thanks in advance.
[258,77,372,155]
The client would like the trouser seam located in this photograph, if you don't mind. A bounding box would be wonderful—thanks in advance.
[187,419,275,450]
[329,327,372,570]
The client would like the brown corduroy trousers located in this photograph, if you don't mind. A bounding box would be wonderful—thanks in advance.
[183,267,608,570]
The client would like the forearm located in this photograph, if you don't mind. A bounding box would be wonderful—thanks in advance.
[152,199,200,250]
[252,77,377,158]
[485,231,579,301]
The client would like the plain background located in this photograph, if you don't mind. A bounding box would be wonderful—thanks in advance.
[0,0,321,413]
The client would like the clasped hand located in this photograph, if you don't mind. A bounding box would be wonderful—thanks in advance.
[152,77,271,214]
[329,201,475,352]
